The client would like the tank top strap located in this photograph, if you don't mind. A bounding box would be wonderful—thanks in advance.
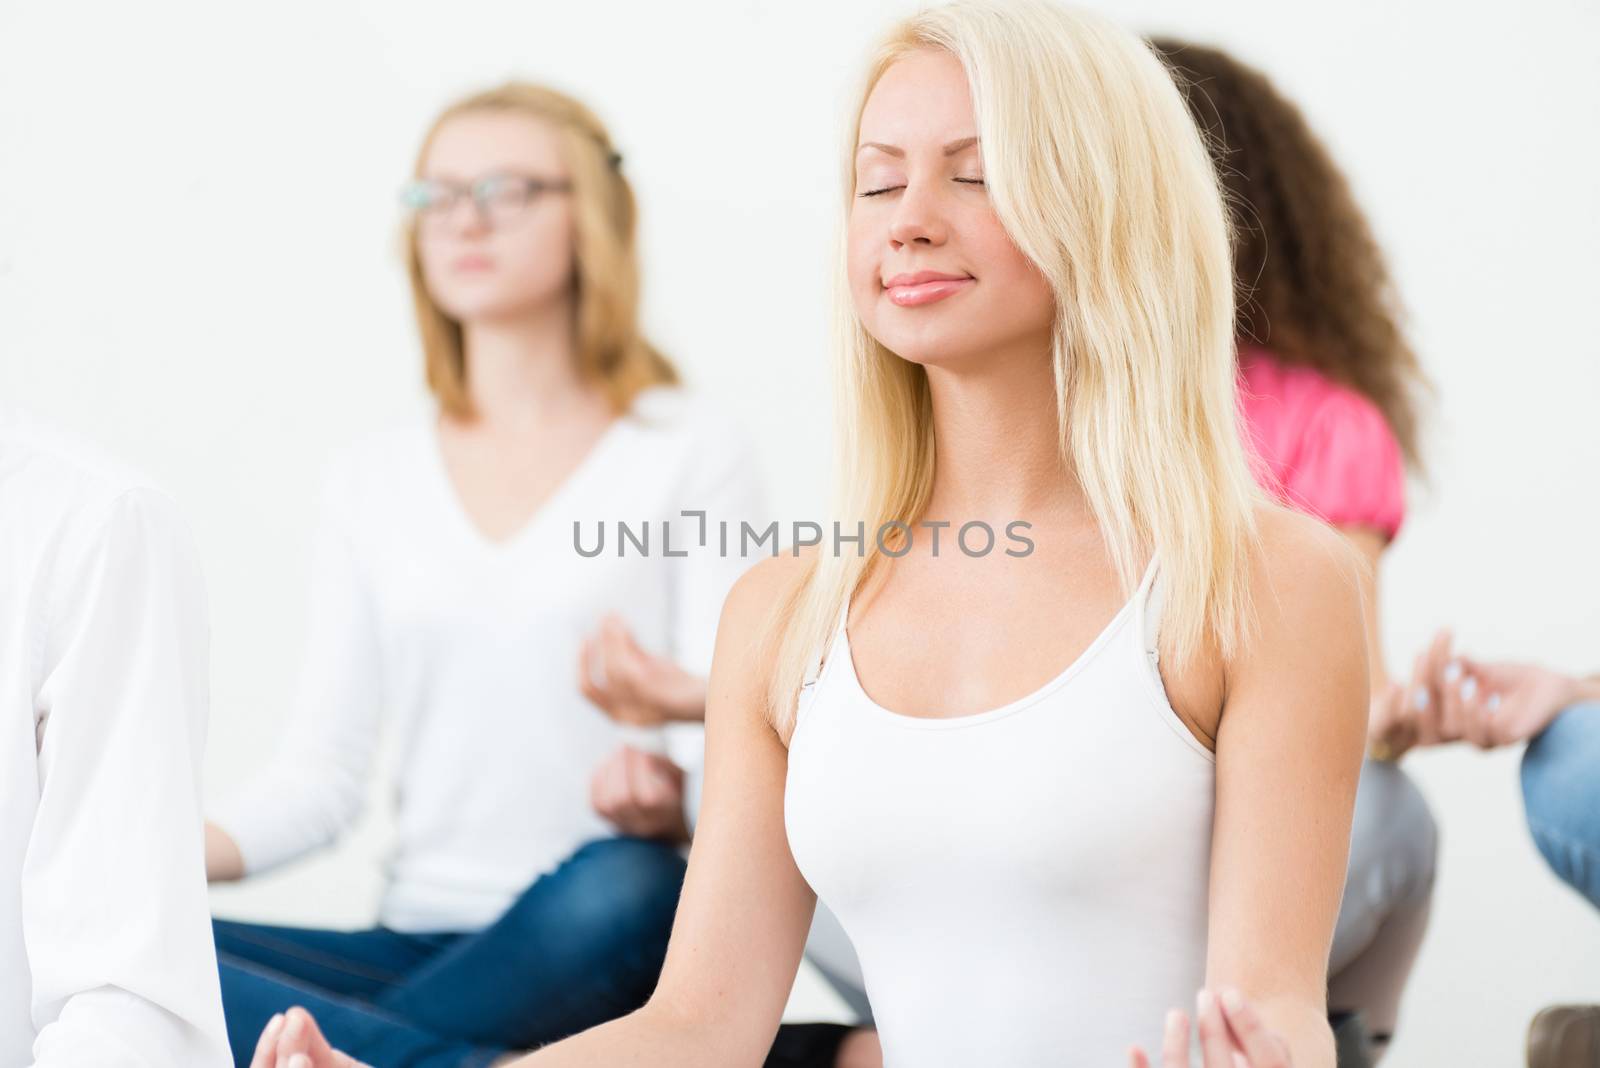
[801,598,851,689]
[1137,555,1165,661]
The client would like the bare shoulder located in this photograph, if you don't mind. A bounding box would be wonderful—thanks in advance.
[1246,503,1366,636]
[709,547,821,713]
[721,548,817,643]
[1229,503,1368,705]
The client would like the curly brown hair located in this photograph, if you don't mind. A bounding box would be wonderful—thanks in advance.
[1150,38,1429,470]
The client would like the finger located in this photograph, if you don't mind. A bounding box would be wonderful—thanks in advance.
[1409,648,1445,747]
[648,752,686,791]
[1412,686,1441,746]
[1458,655,1511,692]
[635,768,670,810]
[1371,684,1414,755]
[622,745,654,805]
[1427,628,1455,678]
[608,621,650,674]
[639,751,684,802]
[1367,684,1400,736]
[1128,1046,1152,1068]
[251,1013,284,1068]
[1195,990,1236,1067]
[1474,680,1512,746]
[607,750,646,827]
[591,751,628,818]
[1413,629,1447,691]
[276,1008,307,1068]
[1465,673,1514,748]
[592,630,617,689]
[1457,675,1494,749]
[1219,989,1288,1067]
[608,753,637,818]
[1414,633,1452,741]
[578,637,613,710]
[286,1005,349,1067]
[588,764,610,818]
[600,626,634,689]
[1388,684,1420,754]
[625,746,674,812]
[277,1007,328,1067]
[1439,660,1468,741]
[1162,1008,1190,1068]
[589,750,615,805]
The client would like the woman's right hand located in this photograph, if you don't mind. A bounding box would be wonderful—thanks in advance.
[250,1007,371,1068]
[1128,989,1291,1068]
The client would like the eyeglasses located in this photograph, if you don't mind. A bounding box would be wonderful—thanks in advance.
[400,173,573,232]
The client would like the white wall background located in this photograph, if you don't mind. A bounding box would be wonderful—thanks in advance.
[2,0,1597,1063]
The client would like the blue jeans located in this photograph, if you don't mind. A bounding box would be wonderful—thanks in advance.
[1522,700,1600,911]
[214,836,686,1068]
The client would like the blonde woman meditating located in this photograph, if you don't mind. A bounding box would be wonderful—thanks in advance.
[254,2,1368,1065]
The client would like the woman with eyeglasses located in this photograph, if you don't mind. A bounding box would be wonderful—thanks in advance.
[201,82,764,1067]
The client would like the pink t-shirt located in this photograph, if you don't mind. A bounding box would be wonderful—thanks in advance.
[1236,346,1406,542]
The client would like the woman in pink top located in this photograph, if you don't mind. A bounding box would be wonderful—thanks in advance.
[1156,38,1435,1066]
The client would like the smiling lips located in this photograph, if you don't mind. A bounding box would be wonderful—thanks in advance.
[883,270,975,307]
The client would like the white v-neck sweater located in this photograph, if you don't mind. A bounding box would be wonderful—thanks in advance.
[212,386,766,932]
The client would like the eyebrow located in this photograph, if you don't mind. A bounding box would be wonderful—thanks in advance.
[856,136,980,159]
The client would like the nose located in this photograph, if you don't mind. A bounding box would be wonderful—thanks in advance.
[441,194,491,239]
[887,181,949,249]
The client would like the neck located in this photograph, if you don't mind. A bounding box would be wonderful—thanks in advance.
[920,347,1085,529]
[459,296,591,431]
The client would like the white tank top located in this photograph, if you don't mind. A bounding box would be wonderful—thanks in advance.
[784,561,1215,1067]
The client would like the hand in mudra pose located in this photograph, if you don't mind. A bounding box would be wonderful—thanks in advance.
[1129,988,1295,1068]
[252,1007,526,1068]
[589,743,689,842]
[578,613,706,727]
[249,1008,369,1068]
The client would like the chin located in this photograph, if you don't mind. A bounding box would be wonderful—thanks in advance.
[870,324,986,368]
[433,291,535,324]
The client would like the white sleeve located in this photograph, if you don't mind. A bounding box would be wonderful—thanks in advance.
[662,413,768,834]
[26,488,230,1067]
[208,459,384,875]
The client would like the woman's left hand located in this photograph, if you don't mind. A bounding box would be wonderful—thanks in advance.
[1128,988,1291,1068]
[579,614,706,725]
[249,1007,371,1068]
[590,744,690,843]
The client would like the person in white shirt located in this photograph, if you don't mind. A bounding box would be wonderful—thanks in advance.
[204,81,764,1067]
[0,408,231,1067]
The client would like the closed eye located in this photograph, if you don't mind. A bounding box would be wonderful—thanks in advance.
[859,178,985,198]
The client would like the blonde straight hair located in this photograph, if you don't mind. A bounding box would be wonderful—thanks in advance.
[405,82,678,419]
[765,0,1262,737]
